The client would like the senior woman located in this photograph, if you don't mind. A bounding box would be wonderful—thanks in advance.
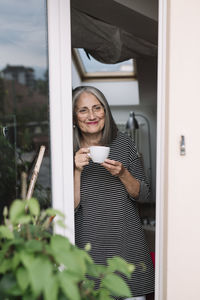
[73,86,154,300]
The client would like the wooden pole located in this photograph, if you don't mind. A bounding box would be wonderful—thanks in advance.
[26,145,46,200]
[21,171,28,200]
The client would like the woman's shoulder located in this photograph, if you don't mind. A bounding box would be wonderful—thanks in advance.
[112,131,136,149]
[111,132,138,161]
[115,131,135,144]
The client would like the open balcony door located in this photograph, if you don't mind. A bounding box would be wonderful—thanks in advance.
[47,0,200,299]
[47,0,164,298]
[47,0,74,243]
[46,0,168,299]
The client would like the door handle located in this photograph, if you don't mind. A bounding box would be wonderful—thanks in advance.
[180,135,186,156]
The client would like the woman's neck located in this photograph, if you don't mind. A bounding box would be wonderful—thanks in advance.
[81,133,102,147]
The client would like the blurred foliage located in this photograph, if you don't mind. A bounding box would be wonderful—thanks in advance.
[0,199,134,300]
[0,125,16,221]
[0,70,51,214]
[0,77,5,114]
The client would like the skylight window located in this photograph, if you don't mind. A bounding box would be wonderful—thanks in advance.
[73,48,136,80]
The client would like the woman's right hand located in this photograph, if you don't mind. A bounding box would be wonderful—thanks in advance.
[74,148,90,171]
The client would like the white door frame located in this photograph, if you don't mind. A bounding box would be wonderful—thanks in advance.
[155,0,167,299]
[47,0,168,298]
[47,0,74,243]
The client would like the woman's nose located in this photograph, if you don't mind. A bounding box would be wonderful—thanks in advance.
[87,110,96,119]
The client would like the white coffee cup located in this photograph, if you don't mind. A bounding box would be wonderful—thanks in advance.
[89,146,110,163]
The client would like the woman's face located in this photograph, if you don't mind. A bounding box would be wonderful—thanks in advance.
[75,92,105,135]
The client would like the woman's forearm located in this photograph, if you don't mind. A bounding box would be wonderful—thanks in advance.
[118,168,140,199]
[74,168,81,209]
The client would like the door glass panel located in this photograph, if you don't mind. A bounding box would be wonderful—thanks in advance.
[0,0,51,221]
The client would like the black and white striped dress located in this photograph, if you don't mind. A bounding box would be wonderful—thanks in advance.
[75,132,154,297]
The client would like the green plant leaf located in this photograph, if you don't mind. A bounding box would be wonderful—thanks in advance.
[86,263,105,278]
[9,200,26,224]
[26,223,51,240]
[25,239,43,253]
[79,277,95,290]
[101,273,132,297]
[59,271,80,300]
[86,264,100,278]
[46,208,65,218]
[16,267,29,292]
[44,275,59,300]
[7,285,23,296]
[7,236,24,247]
[78,248,93,264]
[51,234,70,248]
[0,259,12,274]
[0,273,18,295]
[50,234,70,251]
[12,252,21,270]
[22,294,36,300]
[17,215,32,224]
[84,242,91,252]
[52,248,86,277]
[19,251,35,269]
[28,257,52,297]
[0,199,136,300]
[61,270,82,283]
[138,261,147,272]
[0,250,5,264]
[98,288,113,300]
[3,206,8,218]
[44,244,54,256]
[28,198,40,217]
[79,279,95,298]
[107,256,135,278]
[0,225,14,239]
[87,263,108,278]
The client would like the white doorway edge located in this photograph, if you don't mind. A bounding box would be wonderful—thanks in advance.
[47,0,75,243]
[155,0,167,299]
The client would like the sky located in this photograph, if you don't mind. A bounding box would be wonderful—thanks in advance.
[0,0,47,78]
[0,0,133,79]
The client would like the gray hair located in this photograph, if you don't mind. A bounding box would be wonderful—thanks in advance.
[72,86,118,152]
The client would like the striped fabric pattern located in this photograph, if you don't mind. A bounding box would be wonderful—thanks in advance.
[75,132,154,298]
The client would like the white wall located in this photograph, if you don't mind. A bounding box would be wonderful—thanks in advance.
[72,59,139,106]
[163,0,200,299]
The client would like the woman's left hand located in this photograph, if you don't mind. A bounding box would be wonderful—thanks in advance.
[102,159,140,198]
[101,159,125,177]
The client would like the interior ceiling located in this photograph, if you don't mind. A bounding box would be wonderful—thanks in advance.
[71,0,158,64]
[114,0,158,21]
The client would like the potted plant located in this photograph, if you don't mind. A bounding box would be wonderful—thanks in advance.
[0,198,135,300]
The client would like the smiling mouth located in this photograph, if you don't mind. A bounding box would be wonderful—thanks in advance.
[87,121,98,125]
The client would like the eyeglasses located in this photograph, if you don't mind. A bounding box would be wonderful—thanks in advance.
[76,104,104,116]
